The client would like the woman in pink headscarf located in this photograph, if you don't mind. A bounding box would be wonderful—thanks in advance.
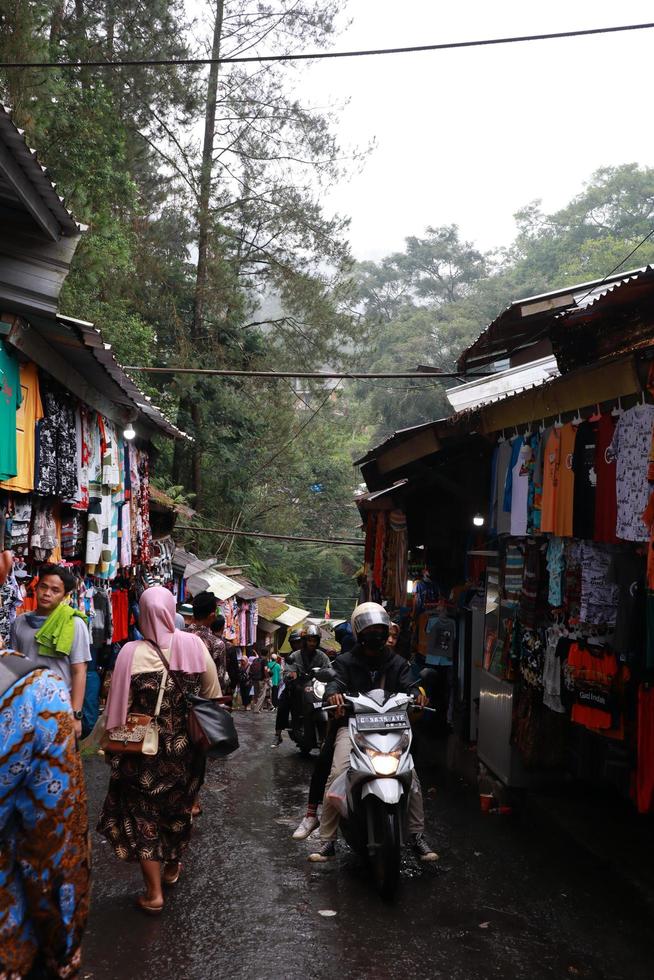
[97,587,220,914]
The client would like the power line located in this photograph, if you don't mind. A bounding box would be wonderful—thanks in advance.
[2,21,653,69]
[574,228,654,308]
[176,523,363,546]
[124,367,485,379]
[258,378,343,470]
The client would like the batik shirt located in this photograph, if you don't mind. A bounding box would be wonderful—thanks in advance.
[0,661,90,978]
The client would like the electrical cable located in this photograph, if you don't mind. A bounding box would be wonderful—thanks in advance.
[2,21,653,69]
[574,228,654,308]
[255,378,343,471]
[124,367,487,379]
[175,521,363,546]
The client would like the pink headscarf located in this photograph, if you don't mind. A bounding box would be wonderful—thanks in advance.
[105,586,207,729]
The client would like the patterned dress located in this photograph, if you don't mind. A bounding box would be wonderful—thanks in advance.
[0,665,90,978]
[97,670,205,862]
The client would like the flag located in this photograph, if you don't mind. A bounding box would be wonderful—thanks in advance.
[324,598,331,619]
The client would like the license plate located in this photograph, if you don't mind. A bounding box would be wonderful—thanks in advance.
[356,713,409,732]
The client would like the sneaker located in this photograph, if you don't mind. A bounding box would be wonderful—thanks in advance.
[271,732,283,747]
[308,840,336,863]
[292,815,320,840]
[410,833,439,862]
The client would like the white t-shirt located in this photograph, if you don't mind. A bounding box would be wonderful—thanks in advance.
[510,441,530,536]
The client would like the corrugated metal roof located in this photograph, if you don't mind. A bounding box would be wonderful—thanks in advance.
[58,315,186,440]
[232,575,271,601]
[186,567,241,601]
[456,265,653,373]
[275,604,310,627]
[257,596,290,621]
[0,104,82,236]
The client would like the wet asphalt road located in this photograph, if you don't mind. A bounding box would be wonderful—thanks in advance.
[82,714,653,980]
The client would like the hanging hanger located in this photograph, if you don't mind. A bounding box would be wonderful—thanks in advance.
[538,418,546,434]
[571,406,583,426]
[588,403,601,422]
[641,390,647,406]
[554,413,563,429]
[611,397,623,418]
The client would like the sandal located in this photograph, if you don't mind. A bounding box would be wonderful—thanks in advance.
[136,895,164,915]
[163,862,182,886]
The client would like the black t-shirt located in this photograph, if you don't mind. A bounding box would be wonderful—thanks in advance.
[572,419,598,540]
[607,550,646,660]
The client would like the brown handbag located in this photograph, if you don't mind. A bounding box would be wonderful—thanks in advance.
[101,657,168,755]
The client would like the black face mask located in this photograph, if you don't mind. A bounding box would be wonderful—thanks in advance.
[360,632,387,653]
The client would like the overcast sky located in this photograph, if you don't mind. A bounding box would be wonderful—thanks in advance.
[190,2,654,263]
[291,1,654,261]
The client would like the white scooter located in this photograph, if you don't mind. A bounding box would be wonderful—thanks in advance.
[326,688,416,899]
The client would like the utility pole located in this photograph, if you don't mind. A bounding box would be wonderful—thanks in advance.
[173,0,225,504]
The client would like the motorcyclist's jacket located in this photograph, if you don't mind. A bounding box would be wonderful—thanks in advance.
[285,647,331,678]
[324,644,420,700]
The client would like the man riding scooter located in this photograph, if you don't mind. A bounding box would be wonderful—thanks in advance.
[308,602,438,864]
[273,625,330,745]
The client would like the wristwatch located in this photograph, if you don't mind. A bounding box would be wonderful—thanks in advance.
[73,710,83,721]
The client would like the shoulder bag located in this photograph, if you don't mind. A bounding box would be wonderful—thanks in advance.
[152,643,239,758]
[100,658,168,756]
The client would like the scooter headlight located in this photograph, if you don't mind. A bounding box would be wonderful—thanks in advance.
[313,680,326,700]
[365,749,401,775]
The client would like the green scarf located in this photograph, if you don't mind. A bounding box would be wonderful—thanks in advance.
[35,604,88,658]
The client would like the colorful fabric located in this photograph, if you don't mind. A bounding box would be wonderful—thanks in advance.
[0,340,22,481]
[0,362,43,493]
[0,662,90,978]
[504,544,525,606]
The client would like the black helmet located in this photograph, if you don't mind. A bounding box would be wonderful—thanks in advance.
[289,628,303,644]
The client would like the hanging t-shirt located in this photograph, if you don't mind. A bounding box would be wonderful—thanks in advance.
[609,403,654,542]
[0,362,43,493]
[494,439,513,536]
[540,427,561,534]
[547,537,565,607]
[510,439,530,536]
[553,422,576,538]
[425,615,456,665]
[572,419,598,540]
[503,436,523,515]
[568,642,618,731]
[579,541,619,626]
[526,433,542,535]
[593,414,619,544]
[606,550,646,659]
[0,341,22,481]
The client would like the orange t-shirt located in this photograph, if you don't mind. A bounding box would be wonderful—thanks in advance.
[0,362,43,492]
[554,423,576,537]
[540,428,560,533]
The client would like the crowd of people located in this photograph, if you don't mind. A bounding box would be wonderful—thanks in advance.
[0,570,436,977]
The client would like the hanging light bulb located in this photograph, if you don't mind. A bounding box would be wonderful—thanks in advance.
[472,513,485,527]
[123,422,136,441]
